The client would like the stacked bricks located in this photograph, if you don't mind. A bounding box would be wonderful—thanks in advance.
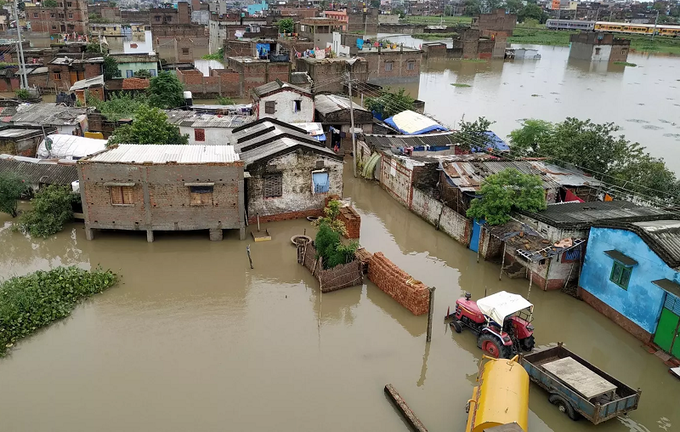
[368,252,430,316]
[248,208,323,224]
[338,206,361,239]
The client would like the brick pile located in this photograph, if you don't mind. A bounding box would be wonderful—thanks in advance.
[368,252,430,316]
[338,206,361,239]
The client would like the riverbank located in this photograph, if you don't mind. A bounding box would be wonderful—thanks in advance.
[508,26,680,56]
[0,266,117,356]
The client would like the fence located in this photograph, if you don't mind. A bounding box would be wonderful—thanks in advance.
[297,243,363,293]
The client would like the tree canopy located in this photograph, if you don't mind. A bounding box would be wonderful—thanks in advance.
[147,71,185,109]
[108,105,188,145]
[16,185,75,238]
[455,116,494,150]
[278,18,294,34]
[0,172,27,217]
[103,56,119,80]
[509,118,680,203]
[364,88,415,119]
[467,168,547,225]
[87,92,148,121]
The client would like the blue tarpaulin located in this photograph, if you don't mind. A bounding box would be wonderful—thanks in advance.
[383,110,448,135]
[471,131,510,152]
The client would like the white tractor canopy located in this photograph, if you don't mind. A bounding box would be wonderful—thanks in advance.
[476,291,534,325]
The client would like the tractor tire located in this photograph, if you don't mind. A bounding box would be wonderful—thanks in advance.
[521,335,536,351]
[451,320,463,333]
[478,333,512,359]
[549,394,579,421]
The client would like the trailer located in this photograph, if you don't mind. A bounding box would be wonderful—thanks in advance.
[520,343,641,424]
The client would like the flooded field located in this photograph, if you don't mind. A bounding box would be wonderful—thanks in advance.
[0,167,677,432]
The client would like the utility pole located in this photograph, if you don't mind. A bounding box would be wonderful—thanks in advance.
[653,10,660,40]
[13,0,27,90]
[346,71,357,178]
[99,30,103,54]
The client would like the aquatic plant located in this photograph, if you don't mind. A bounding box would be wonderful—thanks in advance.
[451,83,471,87]
[15,185,75,238]
[0,267,118,356]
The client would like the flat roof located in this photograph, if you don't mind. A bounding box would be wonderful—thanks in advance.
[0,128,41,138]
[86,144,240,164]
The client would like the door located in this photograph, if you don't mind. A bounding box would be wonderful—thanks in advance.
[653,293,680,356]
[469,219,484,252]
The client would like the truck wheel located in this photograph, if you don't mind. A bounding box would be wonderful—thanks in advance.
[478,334,511,358]
[451,320,463,333]
[521,335,535,351]
[549,394,579,421]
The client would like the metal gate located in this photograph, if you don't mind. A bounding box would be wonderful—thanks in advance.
[653,294,680,357]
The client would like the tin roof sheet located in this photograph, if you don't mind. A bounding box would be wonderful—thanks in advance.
[314,94,369,116]
[0,154,78,185]
[523,201,672,228]
[442,160,559,192]
[238,136,338,165]
[86,144,239,164]
[0,128,41,138]
[9,104,90,126]
[528,161,603,187]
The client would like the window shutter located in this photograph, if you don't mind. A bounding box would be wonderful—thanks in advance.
[122,186,134,204]
[264,174,283,198]
[195,128,205,142]
[110,186,123,204]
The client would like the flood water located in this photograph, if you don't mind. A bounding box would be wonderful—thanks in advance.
[0,167,677,432]
[379,34,680,173]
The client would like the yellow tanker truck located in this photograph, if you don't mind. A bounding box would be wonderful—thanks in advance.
[465,355,529,432]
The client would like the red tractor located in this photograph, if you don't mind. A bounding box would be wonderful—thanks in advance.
[447,291,535,358]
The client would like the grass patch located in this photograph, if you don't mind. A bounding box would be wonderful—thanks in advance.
[451,83,471,87]
[402,15,472,25]
[0,267,118,356]
[412,32,458,40]
[614,61,637,67]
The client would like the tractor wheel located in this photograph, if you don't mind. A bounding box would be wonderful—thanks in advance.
[521,335,536,351]
[478,334,511,358]
[549,394,579,421]
[451,320,463,333]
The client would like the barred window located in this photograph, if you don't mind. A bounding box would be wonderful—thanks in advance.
[264,174,282,198]
[265,101,276,114]
[189,186,213,206]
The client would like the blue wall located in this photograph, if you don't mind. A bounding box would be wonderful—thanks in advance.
[580,227,680,334]
[247,1,268,15]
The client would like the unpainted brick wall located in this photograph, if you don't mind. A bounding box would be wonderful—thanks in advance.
[368,252,430,316]
[338,206,360,239]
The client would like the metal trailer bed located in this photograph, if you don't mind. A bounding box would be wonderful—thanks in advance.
[520,343,641,424]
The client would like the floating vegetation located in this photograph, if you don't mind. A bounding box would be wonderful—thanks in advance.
[625,119,649,123]
[531,94,540,97]
[614,61,637,67]
[451,83,471,88]
[642,125,663,130]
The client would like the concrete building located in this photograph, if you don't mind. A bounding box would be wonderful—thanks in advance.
[231,119,344,222]
[295,57,369,94]
[78,144,246,242]
[165,110,255,145]
[299,18,343,48]
[470,8,517,58]
[209,16,269,54]
[357,45,422,84]
[579,220,680,353]
[252,80,314,124]
[569,32,631,63]
[28,0,89,34]
[323,10,348,30]
[0,126,58,157]
[150,2,191,26]
[227,56,291,99]
[110,53,159,78]
[49,56,103,92]
[314,94,373,151]
[347,7,379,36]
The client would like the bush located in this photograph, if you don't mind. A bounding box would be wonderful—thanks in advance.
[0,172,27,217]
[202,47,224,61]
[87,92,149,121]
[217,96,235,105]
[15,88,30,100]
[315,223,358,269]
[0,266,117,356]
[16,185,75,237]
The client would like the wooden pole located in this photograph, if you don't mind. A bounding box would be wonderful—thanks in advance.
[544,258,552,291]
[426,286,435,343]
[384,384,429,432]
[246,244,253,269]
[499,242,507,280]
[257,214,261,232]
[528,267,533,299]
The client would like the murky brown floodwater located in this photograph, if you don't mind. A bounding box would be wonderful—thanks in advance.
[0,166,676,432]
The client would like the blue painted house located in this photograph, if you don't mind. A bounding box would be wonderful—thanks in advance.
[579,220,680,357]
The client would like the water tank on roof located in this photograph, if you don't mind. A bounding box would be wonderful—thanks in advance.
[184,91,193,107]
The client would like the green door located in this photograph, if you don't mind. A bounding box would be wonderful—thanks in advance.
[654,308,680,353]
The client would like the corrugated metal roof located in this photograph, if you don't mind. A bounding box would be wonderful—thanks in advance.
[252,80,311,98]
[232,120,318,147]
[632,220,680,268]
[442,160,558,192]
[523,201,673,228]
[239,136,338,165]
[528,161,603,187]
[314,94,369,115]
[10,104,90,126]
[70,74,105,91]
[86,144,239,164]
[290,72,312,85]
[0,128,41,138]
[364,132,457,150]
[0,155,78,186]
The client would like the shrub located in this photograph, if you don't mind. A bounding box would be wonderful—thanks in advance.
[0,172,27,217]
[315,223,359,269]
[15,88,30,100]
[0,266,117,356]
[217,96,235,105]
[16,185,75,237]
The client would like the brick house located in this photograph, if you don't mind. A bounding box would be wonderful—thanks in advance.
[78,144,246,242]
[0,125,58,157]
[252,80,314,123]
[357,46,422,84]
[230,118,344,223]
[28,0,89,34]
[227,56,291,99]
[314,94,373,151]
[48,57,103,92]
[294,57,369,94]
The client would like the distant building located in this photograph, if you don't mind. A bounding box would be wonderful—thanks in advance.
[579,220,680,353]
[470,8,517,58]
[78,144,246,242]
[28,0,89,34]
[231,118,344,223]
[227,56,291,98]
[3,104,92,136]
[0,125,58,157]
[314,94,373,151]
[150,2,191,26]
[569,32,631,63]
[252,80,314,123]
[109,53,160,78]
[323,10,348,30]
[165,110,255,145]
[49,56,103,92]
[357,45,422,84]
[298,18,343,48]
[295,57,369,94]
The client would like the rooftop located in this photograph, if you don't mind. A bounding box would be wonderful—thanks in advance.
[238,136,338,165]
[84,144,240,164]
[631,220,680,269]
[0,154,78,186]
[522,200,674,228]
[70,75,104,91]
[384,110,448,135]
[5,104,90,126]
[0,128,43,138]
[364,132,457,151]
[252,79,311,99]
[165,111,255,129]
[50,56,104,65]
[442,160,560,192]
[314,94,369,116]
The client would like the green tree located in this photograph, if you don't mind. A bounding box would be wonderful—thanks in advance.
[0,172,27,217]
[365,88,415,119]
[444,5,453,16]
[217,95,235,105]
[467,169,547,225]
[133,69,151,78]
[504,0,523,14]
[108,105,189,145]
[42,0,57,6]
[147,71,185,109]
[278,18,294,34]
[15,88,30,100]
[464,0,482,16]
[103,56,119,80]
[518,3,548,23]
[86,92,148,121]
[16,185,75,238]
[455,116,494,150]
[508,119,553,156]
